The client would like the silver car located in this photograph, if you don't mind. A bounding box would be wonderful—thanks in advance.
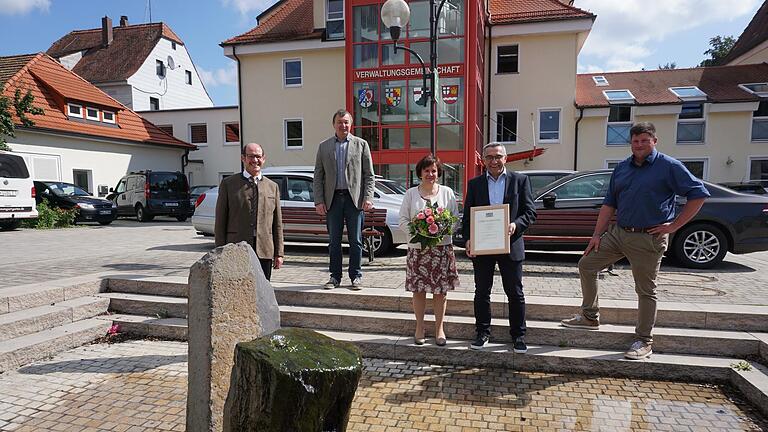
[192,167,408,255]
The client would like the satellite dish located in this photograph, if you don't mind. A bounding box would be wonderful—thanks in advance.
[167,55,176,70]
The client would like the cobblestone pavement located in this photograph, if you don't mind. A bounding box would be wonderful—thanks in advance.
[0,341,765,432]
[2,220,767,306]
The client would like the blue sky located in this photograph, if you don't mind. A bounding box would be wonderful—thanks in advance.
[0,0,763,106]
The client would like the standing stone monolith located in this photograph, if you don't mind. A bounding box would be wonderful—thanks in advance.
[187,242,281,432]
[223,328,363,432]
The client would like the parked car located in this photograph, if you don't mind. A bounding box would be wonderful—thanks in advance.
[107,171,193,222]
[0,151,37,231]
[455,169,768,269]
[189,185,216,206]
[33,181,117,225]
[192,169,409,255]
[518,169,575,195]
[719,182,767,195]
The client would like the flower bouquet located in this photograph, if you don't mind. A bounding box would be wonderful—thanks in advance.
[408,200,459,249]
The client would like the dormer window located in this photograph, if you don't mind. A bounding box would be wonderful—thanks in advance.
[603,90,635,105]
[86,107,99,121]
[326,0,344,40]
[669,86,707,101]
[67,103,83,118]
[593,76,609,86]
[156,60,166,78]
[102,111,116,124]
[740,83,768,97]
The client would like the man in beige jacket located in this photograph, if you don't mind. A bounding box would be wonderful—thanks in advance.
[314,109,374,290]
[215,143,284,280]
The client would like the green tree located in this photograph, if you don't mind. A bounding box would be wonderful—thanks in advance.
[0,88,44,151]
[658,62,677,70]
[699,35,737,67]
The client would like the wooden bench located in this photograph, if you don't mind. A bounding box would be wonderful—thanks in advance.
[281,207,388,262]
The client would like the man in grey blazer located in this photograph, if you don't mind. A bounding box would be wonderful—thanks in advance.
[314,109,375,290]
[215,143,284,280]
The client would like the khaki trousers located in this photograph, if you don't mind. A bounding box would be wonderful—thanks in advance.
[578,224,668,343]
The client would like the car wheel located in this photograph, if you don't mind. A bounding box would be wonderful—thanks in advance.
[98,221,112,225]
[176,216,188,222]
[135,205,153,222]
[362,227,393,257]
[671,223,728,269]
[0,219,21,231]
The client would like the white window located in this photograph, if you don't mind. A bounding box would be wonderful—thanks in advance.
[67,103,82,118]
[156,60,166,78]
[102,111,115,124]
[223,122,240,144]
[605,159,621,169]
[748,156,768,184]
[495,110,518,143]
[593,76,609,86]
[326,0,344,40]
[86,107,99,121]
[678,158,708,179]
[189,124,208,144]
[606,106,631,146]
[669,86,707,102]
[497,45,519,74]
[284,59,302,87]
[538,109,560,142]
[752,100,768,141]
[149,97,160,111]
[677,102,705,144]
[284,119,304,149]
[739,83,768,97]
[185,70,192,85]
[603,90,635,105]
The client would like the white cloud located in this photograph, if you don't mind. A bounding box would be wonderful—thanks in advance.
[0,0,50,15]
[198,63,238,88]
[220,0,275,15]
[576,0,761,72]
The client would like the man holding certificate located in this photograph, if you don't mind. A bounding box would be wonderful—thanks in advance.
[463,143,537,353]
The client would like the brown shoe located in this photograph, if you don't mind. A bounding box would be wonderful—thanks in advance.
[561,313,599,330]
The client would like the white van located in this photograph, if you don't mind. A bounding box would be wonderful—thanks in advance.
[0,151,38,230]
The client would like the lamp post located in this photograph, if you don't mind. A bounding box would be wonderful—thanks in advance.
[381,0,448,157]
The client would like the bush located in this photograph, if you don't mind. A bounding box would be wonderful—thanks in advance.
[21,200,78,229]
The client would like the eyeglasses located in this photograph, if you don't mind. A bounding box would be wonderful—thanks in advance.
[483,155,505,161]
[244,154,264,160]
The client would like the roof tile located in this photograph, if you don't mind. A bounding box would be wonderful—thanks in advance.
[223,0,316,45]
[723,0,768,64]
[489,0,594,25]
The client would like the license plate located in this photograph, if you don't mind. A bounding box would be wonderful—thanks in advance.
[0,206,28,212]
[164,202,179,207]
[0,190,17,197]
[99,210,112,215]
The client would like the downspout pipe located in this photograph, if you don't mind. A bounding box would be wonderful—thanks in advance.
[232,44,245,172]
[574,107,584,171]
[181,149,189,174]
[485,22,492,162]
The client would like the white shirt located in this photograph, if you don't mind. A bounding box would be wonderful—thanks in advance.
[398,184,460,249]
[242,170,262,182]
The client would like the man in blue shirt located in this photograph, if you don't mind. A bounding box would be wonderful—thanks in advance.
[561,122,709,360]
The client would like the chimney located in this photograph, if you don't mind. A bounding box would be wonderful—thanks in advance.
[101,16,113,47]
[120,15,128,27]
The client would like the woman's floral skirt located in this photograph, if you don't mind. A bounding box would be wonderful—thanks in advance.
[405,245,460,294]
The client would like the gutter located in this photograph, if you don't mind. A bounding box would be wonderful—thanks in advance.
[573,107,583,171]
[485,21,492,155]
[232,44,245,172]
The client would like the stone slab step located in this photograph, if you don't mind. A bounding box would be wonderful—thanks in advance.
[0,276,105,315]
[314,328,768,418]
[0,318,112,372]
[107,277,187,298]
[280,305,765,358]
[99,314,187,341]
[98,292,188,318]
[0,296,109,342]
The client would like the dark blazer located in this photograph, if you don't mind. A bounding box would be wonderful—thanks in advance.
[214,174,284,259]
[462,171,537,261]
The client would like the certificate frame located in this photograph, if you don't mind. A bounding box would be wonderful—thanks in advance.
[469,204,510,255]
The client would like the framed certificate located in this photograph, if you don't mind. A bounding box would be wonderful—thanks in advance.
[470,204,510,255]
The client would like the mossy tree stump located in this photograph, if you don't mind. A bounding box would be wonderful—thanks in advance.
[223,328,363,432]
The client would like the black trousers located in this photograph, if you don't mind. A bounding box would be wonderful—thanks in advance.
[472,255,526,338]
[248,239,273,280]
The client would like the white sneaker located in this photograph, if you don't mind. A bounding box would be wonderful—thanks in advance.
[624,340,652,360]
[324,277,340,290]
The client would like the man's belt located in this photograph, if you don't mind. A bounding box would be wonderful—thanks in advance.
[620,226,652,233]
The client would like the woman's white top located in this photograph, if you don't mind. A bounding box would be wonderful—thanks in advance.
[398,184,459,249]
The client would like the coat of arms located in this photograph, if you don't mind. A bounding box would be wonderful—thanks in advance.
[385,87,402,107]
[413,86,423,103]
[441,85,459,105]
[358,88,374,108]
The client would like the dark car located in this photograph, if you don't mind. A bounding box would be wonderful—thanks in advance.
[34,181,117,225]
[189,185,216,206]
[455,170,768,269]
[518,170,575,195]
[719,182,767,195]
[107,171,193,222]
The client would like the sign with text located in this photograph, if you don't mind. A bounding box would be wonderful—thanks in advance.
[353,64,464,81]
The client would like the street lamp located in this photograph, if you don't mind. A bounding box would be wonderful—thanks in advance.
[381,0,448,156]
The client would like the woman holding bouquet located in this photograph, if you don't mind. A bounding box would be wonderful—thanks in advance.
[398,155,460,346]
